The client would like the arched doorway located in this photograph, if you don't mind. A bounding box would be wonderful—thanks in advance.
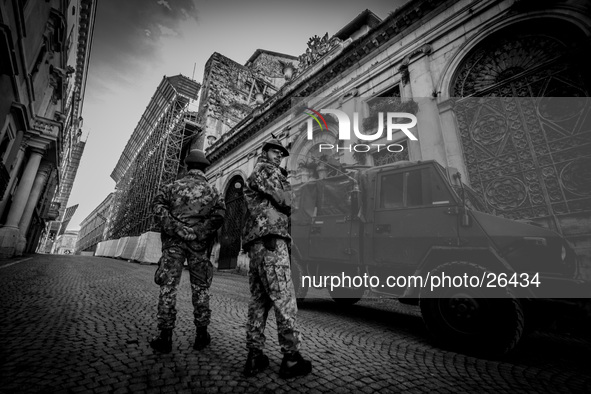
[218,175,246,269]
[450,18,591,233]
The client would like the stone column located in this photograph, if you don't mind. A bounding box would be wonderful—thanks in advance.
[409,54,447,166]
[438,100,469,180]
[15,161,53,255]
[0,146,26,220]
[0,148,44,257]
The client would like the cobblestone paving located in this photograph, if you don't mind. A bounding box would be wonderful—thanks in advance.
[0,254,590,393]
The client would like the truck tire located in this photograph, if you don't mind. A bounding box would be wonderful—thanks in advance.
[329,287,365,305]
[290,254,308,305]
[419,261,524,358]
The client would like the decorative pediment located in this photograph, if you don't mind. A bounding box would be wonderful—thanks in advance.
[298,33,342,70]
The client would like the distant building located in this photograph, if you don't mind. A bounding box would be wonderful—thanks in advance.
[75,193,114,254]
[42,138,86,253]
[37,204,78,253]
[53,229,78,255]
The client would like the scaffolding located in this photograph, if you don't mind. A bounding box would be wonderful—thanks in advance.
[108,75,201,239]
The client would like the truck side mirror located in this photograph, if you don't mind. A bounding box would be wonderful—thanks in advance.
[461,208,471,227]
[447,168,472,227]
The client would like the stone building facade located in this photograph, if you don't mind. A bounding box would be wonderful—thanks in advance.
[200,0,591,277]
[195,49,299,268]
[196,50,299,151]
[75,192,113,254]
[53,229,78,254]
[0,0,96,257]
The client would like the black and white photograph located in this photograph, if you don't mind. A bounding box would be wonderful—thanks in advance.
[1,0,590,392]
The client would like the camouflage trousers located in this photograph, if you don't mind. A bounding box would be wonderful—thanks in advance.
[154,245,213,330]
[246,238,300,354]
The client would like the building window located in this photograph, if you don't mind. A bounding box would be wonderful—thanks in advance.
[361,85,409,137]
[0,124,15,164]
[31,39,48,77]
[372,140,408,165]
[367,85,401,115]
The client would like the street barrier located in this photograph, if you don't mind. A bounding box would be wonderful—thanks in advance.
[131,231,162,265]
[95,241,106,256]
[114,237,129,259]
[104,239,118,257]
[120,236,139,260]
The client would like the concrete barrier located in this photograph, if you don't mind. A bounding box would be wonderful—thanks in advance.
[236,251,250,274]
[80,251,94,256]
[104,239,118,257]
[115,237,138,259]
[95,242,104,256]
[210,243,220,269]
[121,236,139,260]
[114,237,129,259]
[131,231,162,265]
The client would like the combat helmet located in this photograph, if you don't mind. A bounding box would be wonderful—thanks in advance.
[262,138,289,157]
[184,149,211,167]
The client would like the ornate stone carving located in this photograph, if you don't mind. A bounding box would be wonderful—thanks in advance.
[561,158,591,197]
[298,33,342,70]
[471,113,506,145]
[452,36,565,97]
[485,177,527,210]
[452,26,590,223]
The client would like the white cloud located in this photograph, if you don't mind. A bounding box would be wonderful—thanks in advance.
[157,0,172,11]
[157,24,178,36]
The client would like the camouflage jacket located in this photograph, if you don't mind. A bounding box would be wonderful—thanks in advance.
[242,156,292,247]
[153,169,225,251]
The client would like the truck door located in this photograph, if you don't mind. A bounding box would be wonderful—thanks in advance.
[367,165,458,280]
[308,179,355,265]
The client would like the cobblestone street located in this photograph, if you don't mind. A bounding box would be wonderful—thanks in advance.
[1,254,590,393]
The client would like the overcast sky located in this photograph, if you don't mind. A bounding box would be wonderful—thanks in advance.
[67,0,408,230]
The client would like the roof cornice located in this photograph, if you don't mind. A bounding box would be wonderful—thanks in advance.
[207,0,449,164]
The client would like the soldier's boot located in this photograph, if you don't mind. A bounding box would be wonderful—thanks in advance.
[150,329,173,353]
[243,349,269,377]
[193,326,211,351]
[279,352,312,379]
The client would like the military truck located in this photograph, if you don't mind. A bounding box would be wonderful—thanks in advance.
[290,160,589,357]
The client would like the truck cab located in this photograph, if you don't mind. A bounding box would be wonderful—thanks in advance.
[290,160,588,357]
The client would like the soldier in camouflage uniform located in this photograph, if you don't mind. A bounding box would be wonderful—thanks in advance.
[149,149,225,354]
[242,138,312,379]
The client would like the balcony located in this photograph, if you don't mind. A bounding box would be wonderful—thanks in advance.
[46,202,61,221]
[32,116,62,139]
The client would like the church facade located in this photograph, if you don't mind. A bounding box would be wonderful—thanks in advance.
[197,0,591,276]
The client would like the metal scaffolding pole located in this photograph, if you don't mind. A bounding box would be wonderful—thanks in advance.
[107,75,201,239]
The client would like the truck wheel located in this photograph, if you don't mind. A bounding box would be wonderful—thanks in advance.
[419,261,524,358]
[290,254,308,305]
[329,287,365,305]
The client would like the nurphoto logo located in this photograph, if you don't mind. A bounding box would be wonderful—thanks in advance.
[303,107,418,154]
